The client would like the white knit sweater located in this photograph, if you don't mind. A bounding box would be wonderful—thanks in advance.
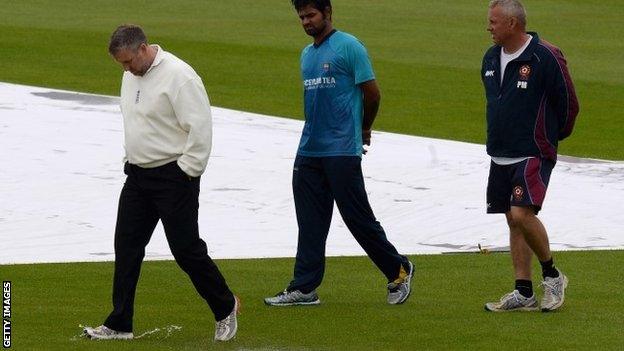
[120,45,212,177]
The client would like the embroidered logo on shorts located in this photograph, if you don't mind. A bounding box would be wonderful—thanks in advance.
[513,186,524,201]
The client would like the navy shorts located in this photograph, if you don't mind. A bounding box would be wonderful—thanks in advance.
[486,157,555,214]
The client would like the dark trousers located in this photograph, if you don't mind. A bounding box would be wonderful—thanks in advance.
[104,161,234,332]
[287,155,408,293]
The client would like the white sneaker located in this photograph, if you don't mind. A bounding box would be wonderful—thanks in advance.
[387,261,415,305]
[264,289,320,306]
[484,290,539,312]
[214,295,240,342]
[83,325,133,340]
[541,270,569,312]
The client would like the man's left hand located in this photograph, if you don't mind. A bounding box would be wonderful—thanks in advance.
[362,129,371,146]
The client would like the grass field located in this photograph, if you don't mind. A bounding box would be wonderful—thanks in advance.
[1,251,623,350]
[1,1,623,350]
[0,0,622,159]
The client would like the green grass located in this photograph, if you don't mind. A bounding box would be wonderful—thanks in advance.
[1,3,621,349]
[0,0,622,159]
[1,251,623,350]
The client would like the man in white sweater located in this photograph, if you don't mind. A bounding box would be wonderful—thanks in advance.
[83,24,239,342]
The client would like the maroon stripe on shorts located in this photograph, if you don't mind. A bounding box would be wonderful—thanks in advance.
[524,158,546,206]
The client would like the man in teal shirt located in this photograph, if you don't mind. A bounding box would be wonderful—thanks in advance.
[265,0,414,306]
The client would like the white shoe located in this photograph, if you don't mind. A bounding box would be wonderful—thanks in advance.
[484,290,539,312]
[264,289,320,306]
[83,325,133,340]
[541,269,569,312]
[387,261,415,305]
[214,295,240,342]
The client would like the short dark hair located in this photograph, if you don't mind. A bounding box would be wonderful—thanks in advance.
[108,24,147,55]
[291,0,331,12]
[489,0,527,26]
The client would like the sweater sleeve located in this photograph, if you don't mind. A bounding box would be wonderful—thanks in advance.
[172,78,213,177]
[547,47,579,141]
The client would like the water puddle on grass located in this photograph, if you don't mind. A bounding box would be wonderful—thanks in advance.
[135,325,182,339]
[70,325,89,341]
[70,324,183,341]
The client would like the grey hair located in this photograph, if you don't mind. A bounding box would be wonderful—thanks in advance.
[108,24,147,55]
[489,0,527,26]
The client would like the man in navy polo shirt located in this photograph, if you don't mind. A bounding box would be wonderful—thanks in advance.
[482,0,579,312]
[264,0,414,306]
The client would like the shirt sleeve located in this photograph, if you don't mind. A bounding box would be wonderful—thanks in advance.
[120,75,127,165]
[546,47,579,141]
[343,38,375,85]
[171,78,213,177]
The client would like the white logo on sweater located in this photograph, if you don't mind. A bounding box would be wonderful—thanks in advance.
[485,70,495,77]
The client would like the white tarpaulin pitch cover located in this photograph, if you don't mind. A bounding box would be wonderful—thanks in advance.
[1,82,623,264]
